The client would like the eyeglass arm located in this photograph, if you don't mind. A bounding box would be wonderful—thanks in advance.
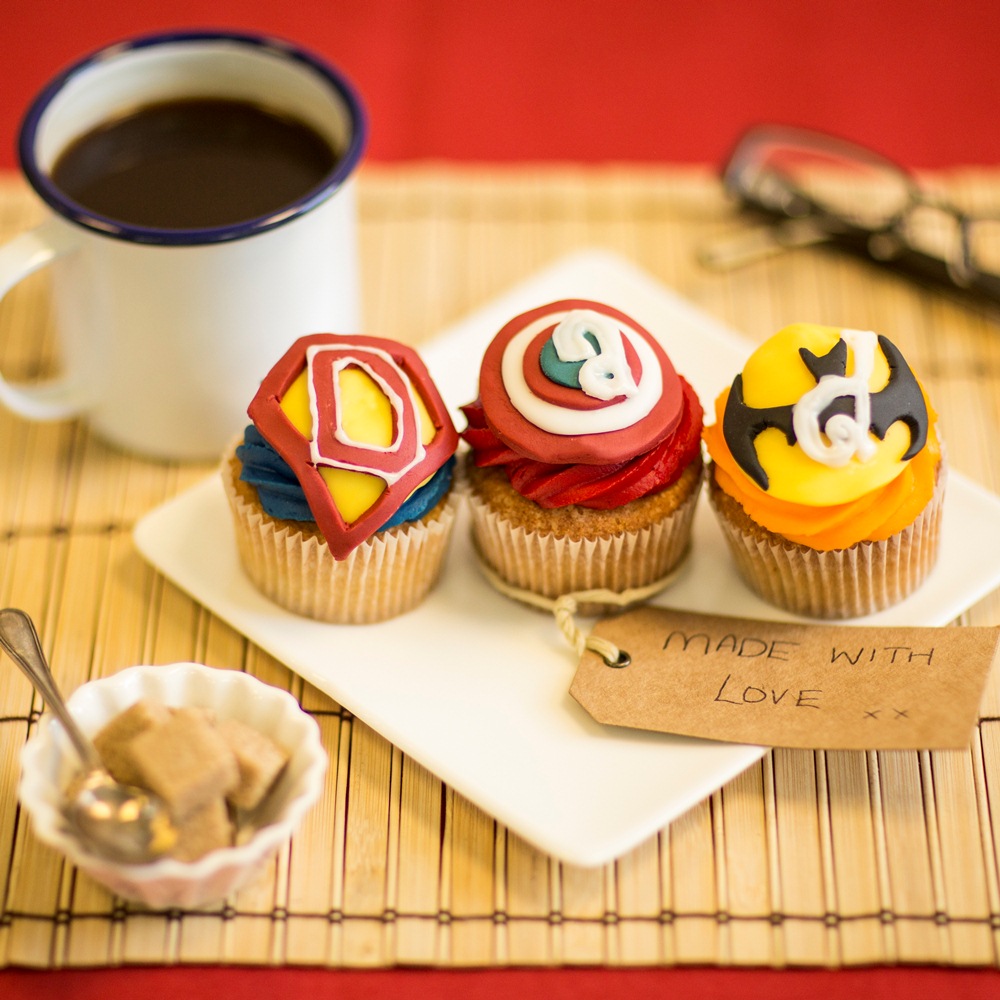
[820,220,1000,305]
[707,199,1000,308]
[698,217,832,270]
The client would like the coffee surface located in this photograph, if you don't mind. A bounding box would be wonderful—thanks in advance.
[51,98,340,229]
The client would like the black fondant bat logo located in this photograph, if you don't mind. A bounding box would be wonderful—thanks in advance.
[722,335,928,491]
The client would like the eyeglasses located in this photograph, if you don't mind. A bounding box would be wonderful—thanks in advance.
[700,124,1000,304]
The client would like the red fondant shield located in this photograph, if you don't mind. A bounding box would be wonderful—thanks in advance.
[248,334,458,560]
[478,299,683,465]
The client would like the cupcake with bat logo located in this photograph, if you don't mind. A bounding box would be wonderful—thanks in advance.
[460,299,704,613]
[703,322,945,618]
[222,334,459,623]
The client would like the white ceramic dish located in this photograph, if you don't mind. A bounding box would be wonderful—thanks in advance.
[135,249,1000,867]
[18,662,327,908]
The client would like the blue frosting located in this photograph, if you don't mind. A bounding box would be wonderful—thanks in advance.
[237,425,454,531]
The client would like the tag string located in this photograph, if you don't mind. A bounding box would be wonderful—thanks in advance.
[473,556,683,667]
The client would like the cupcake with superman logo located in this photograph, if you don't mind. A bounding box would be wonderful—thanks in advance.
[703,322,945,618]
[461,300,704,613]
[222,334,459,623]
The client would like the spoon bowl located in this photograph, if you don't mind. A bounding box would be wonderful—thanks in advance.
[0,607,177,864]
[65,768,178,865]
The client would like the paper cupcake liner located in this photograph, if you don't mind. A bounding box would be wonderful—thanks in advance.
[465,471,701,616]
[222,453,457,624]
[708,465,946,619]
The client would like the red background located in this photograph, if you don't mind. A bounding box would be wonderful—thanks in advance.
[4,0,1000,171]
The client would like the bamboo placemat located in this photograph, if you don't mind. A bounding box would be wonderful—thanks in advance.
[1,164,999,969]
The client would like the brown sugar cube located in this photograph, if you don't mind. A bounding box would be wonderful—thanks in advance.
[216,717,290,811]
[171,795,234,862]
[127,707,239,821]
[93,699,173,787]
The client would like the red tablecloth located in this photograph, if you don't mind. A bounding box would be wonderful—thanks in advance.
[3,2,1000,995]
[3,967,1000,1000]
[4,0,1000,171]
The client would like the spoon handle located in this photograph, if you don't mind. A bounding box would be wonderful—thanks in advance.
[0,607,102,770]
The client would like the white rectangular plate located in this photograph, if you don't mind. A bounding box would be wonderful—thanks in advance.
[135,250,1000,866]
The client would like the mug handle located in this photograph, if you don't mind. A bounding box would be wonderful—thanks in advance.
[0,217,86,420]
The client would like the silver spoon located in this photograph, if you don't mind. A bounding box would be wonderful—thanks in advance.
[0,608,177,864]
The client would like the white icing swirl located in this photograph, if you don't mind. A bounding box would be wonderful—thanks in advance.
[791,328,879,468]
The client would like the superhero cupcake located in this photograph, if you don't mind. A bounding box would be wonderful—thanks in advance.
[461,300,704,613]
[222,334,459,623]
[703,323,945,618]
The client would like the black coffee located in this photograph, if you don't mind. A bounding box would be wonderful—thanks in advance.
[51,97,340,229]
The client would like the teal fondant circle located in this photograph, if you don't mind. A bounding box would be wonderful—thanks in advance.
[539,330,601,389]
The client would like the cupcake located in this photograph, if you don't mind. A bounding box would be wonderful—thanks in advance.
[222,334,459,623]
[703,323,944,618]
[460,299,704,613]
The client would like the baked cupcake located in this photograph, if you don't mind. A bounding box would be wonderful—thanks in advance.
[461,299,704,613]
[703,322,944,618]
[222,334,459,623]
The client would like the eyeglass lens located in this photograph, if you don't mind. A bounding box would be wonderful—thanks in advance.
[736,133,914,229]
[725,127,1000,294]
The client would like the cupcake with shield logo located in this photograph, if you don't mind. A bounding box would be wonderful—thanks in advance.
[222,334,459,623]
[703,323,945,618]
[461,299,703,613]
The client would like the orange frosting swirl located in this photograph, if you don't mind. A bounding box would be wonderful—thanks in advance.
[704,388,941,551]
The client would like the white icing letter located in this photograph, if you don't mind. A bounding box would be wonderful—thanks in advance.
[552,309,639,401]
[792,328,879,467]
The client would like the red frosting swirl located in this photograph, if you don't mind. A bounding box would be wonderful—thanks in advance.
[461,377,703,510]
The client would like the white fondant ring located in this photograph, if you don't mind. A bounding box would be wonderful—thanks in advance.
[501,315,662,435]
[477,300,684,466]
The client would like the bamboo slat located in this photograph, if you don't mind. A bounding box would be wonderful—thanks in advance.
[0,165,998,969]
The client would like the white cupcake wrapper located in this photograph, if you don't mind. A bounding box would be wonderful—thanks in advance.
[465,479,700,615]
[223,458,457,624]
[711,468,946,619]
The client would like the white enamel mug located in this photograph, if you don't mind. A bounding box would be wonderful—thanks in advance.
[1,31,367,460]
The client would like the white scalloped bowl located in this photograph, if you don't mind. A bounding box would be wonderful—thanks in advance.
[18,662,327,909]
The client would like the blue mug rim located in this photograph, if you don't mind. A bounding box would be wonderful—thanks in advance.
[18,29,368,246]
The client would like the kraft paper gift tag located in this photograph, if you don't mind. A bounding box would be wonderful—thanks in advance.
[568,606,1000,750]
